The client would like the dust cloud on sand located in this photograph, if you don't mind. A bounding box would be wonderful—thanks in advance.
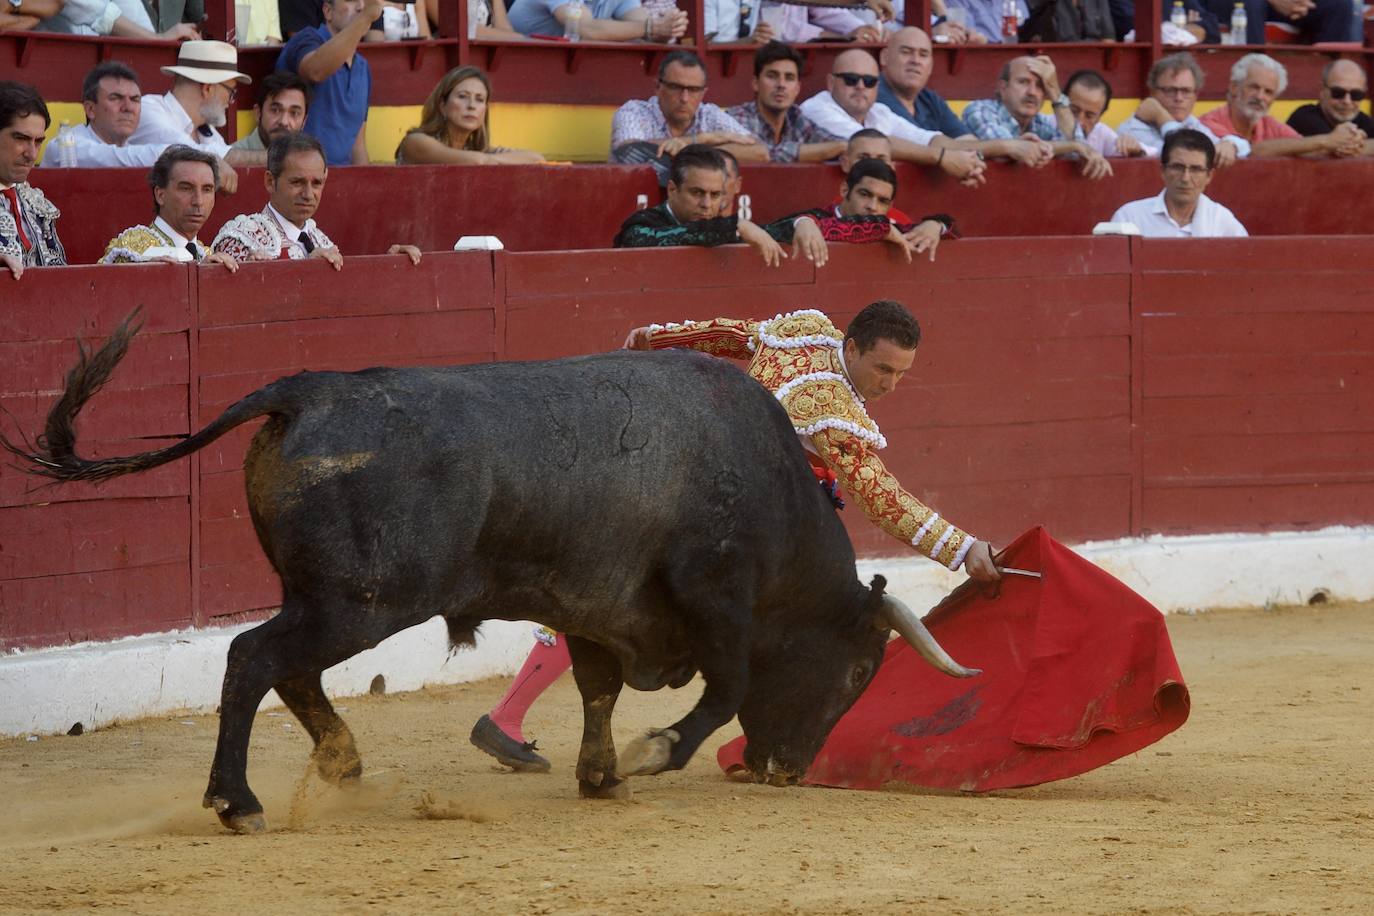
[1,601,1371,915]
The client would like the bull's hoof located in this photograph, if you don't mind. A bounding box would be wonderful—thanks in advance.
[203,795,267,834]
[618,728,680,777]
[578,777,632,800]
[313,735,363,785]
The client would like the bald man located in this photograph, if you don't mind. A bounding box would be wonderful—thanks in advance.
[798,48,987,188]
[1287,60,1374,157]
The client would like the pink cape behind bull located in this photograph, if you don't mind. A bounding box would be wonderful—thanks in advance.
[718,527,1190,792]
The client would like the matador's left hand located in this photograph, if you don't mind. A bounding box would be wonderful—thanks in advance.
[962,540,1001,581]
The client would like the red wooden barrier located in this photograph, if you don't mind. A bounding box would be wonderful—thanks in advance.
[32,159,1374,268]
[3,237,1374,650]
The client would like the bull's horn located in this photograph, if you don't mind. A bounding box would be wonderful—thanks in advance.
[879,595,982,678]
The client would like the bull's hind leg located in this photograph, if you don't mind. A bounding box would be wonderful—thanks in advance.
[565,635,630,800]
[275,673,362,785]
[620,594,750,778]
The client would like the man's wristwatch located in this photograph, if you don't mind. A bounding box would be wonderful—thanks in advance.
[1051,93,1070,109]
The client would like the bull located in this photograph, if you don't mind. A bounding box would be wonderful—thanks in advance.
[4,315,977,833]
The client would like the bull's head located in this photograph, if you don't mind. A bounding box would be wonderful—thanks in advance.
[734,575,979,786]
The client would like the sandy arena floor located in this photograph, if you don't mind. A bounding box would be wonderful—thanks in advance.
[2,600,1371,915]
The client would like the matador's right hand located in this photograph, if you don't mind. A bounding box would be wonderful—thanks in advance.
[623,327,654,350]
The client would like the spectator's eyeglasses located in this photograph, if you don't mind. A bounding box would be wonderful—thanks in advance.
[1155,86,1197,97]
[1163,163,1210,177]
[1326,86,1367,101]
[219,83,238,102]
[659,80,707,96]
[834,73,879,89]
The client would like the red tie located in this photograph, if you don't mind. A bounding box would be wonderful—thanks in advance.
[3,186,30,250]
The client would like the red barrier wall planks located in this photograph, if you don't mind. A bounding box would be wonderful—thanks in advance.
[1134,238,1374,534]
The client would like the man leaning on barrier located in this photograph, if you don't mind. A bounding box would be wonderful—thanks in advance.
[1108,130,1247,239]
[1117,52,1248,168]
[0,82,66,281]
[100,145,239,269]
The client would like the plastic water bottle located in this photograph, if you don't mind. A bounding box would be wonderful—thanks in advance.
[1351,0,1363,43]
[466,0,479,39]
[56,122,78,168]
[1170,0,1187,29]
[1229,2,1247,44]
[564,0,583,41]
[1001,0,1019,42]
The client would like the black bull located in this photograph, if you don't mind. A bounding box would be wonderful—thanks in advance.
[4,317,976,833]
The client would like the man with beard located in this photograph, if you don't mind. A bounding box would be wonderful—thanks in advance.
[725,41,847,163]
[962,55,1113,180]
[0,82,66,280]
[100,145,239,269]
[228,73,313,168]
[127,42,247,193]
[211,132,421,267]
[1201,54,1365,159]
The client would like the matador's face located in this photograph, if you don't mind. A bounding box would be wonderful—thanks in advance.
[843,337,917,402]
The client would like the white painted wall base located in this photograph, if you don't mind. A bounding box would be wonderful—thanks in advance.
[4,526,1372,738]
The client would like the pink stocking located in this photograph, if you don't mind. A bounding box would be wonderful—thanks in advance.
[489,637,572,742]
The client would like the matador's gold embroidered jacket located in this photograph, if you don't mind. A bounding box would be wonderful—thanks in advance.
[644,309,977,570]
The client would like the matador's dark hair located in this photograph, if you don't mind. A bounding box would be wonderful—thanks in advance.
[844,156,898,194]
[668,144,727,187]
[845,300,921,354]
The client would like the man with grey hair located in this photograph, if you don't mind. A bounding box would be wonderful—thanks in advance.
[1201,53,1366,159]
[1118,52,1247,169]
[211,132,421,267]
[101,145,238,268]
[1287,60,1374,157]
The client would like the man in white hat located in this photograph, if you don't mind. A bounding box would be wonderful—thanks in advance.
[127,40,250,193]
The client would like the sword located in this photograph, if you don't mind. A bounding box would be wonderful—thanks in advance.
[997,567,1042,578]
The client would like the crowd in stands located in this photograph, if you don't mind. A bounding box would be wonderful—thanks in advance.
[3,21,1373,279]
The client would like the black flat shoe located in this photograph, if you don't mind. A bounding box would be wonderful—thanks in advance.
[469,714,551,773]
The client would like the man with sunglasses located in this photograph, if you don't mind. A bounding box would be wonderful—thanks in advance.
[1108,129,1246,239]
[127,41,247,193]
[1118,52,1248,169]
[1287,60,1374,156]
[611,50,765,178]
[799,49,987,188]
[1202,53,1366,159]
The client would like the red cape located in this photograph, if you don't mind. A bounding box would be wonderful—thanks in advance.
[718,527,1190,791]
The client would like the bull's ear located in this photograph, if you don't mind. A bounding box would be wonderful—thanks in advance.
[868,574,887,599]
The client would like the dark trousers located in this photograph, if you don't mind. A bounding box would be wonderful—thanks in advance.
[1209,0,1358,44]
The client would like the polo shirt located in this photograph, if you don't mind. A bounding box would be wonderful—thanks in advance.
[876,78,970,138]
[278,24,372,166]
[1109,191,1247,239]
[1198,105,1299,143]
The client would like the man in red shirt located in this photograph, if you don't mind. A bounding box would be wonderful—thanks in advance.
[1200,53,1365,158]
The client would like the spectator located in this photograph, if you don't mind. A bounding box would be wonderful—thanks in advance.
[376,0,429,39]
[1,0,63,31]
[612,144,784,265]
[1117,53,1248,167]
[877,27,1052,167]
[962,55,1113,179]
[100,145,238,268]
[240,0,285,44]
[798,49,987,186]
[228,72,312,167]
[440,0,522,38]
[507,0,687,42]
[823,156,949,260]
[705,0,897,42]
[1200,53,1365,158]
[1108,129,1247,238]
[1206,0,1356,45]
[127,41,249,191]
[611,50,765,182]
[278,0,379,166]
[212,132,422,266]
[395,67,545,164]
[1064,70,1148,157]
[724,42,847,163]
[834,130,953,247]
[1107,0,1219,42]
[942,0,1027,42]
[1287,60,1374,157]
[0,82,66,280]
[40,62,168,169]
[719,148,741,217]
[37,0,200,38]
[137,0,201,35]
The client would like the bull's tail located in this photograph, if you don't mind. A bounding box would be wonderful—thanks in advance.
[1,311,290,484]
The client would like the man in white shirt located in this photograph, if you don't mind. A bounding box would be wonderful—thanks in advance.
[100,145,240,267]
[1109,129,1247,239]
[127,41,251,192]
[798,48,986,187]
[41,62,169,170]
[1117,52,1249,169]
[211,132,421,267]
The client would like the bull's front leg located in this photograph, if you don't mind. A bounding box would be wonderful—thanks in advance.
[564,635,630,800]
